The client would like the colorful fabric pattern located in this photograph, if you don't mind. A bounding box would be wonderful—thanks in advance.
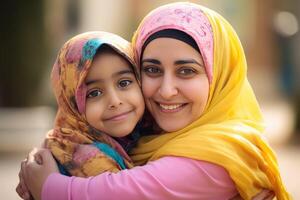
[46,31,136,177]
[131,2,291,200]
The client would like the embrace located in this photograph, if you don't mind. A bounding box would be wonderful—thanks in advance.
[17,2,290,200]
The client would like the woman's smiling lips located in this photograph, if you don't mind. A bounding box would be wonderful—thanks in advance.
[103,110,133,121]
[155,102,187,113]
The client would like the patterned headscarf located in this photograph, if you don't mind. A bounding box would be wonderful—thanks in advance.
[46,31,137,177]
[131,2,291,199]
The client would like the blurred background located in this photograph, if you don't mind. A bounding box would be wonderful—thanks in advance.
[1,0,299,199]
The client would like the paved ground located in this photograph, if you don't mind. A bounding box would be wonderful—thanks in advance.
[1,143,299,199]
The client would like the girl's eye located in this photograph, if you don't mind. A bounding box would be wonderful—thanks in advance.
[142,66,162,77]
[118,80,132,88]
[178,67,197,77]
[86,89,102,98]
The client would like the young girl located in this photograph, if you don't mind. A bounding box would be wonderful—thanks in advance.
[42,31,145,177]
[18,2,290,200]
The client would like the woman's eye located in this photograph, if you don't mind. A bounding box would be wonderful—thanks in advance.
[142,66,162,76]
[86,90,102,98]
[118,80,132,88]
[178,68,197,76]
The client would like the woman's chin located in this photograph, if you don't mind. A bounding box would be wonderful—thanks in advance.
[158,122,185,133]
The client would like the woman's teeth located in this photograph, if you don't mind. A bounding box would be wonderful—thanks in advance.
[159,104,182,110]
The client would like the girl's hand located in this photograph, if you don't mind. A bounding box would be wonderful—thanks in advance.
[21,148,59,200]
[252,189,275,200]
[16,142,47,200]
[16,158,33,200]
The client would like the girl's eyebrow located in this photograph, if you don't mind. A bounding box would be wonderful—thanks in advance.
[113,69,134,77]
[85,69,133,85]
[85,79,102,86]
[141,58,161,65]
[174,59,204,67]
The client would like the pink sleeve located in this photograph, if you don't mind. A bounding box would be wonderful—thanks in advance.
[42,156,238,200]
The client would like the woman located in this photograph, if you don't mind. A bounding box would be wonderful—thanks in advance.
[17,2,290,200]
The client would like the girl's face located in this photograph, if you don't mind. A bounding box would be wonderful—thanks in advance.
[85,52,145,137]
[141,38,209,132]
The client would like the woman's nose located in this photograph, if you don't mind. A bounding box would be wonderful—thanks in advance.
[158,74,178,99]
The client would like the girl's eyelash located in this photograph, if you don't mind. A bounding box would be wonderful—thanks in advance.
[118,79,133,88]
[86,89,102,98]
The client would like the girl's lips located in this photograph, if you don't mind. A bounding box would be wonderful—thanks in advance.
[104,110,133,121]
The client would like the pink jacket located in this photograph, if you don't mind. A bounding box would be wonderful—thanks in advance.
[42,156,237,200]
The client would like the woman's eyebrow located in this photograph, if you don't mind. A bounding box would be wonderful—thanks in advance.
[174,59,204,67]
[141,58,161,65]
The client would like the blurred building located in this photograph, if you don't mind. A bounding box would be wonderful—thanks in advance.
[2,0,299,146]
[0,0,299,199]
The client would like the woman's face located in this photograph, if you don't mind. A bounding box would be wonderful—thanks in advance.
[141,38,209,132]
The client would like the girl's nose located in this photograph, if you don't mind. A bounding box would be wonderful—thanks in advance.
[107,90,122,109]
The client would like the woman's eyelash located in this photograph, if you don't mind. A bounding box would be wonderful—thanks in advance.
[178,68,197,74]
[143,66,162,73]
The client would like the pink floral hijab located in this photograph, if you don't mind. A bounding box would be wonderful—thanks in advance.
[133,2,214,82]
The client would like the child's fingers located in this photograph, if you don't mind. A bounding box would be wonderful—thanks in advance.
[27,147,48,165]
[22,191,31,200]
[252,189,274,200]
[16,159,31,200]
[30,148,51,163]
[34,153,43,165]
[264,192,275,200]
[16,183,26,199]
[28,148,39,162]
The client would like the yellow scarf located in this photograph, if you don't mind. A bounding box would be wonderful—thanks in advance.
[131,2,291,199]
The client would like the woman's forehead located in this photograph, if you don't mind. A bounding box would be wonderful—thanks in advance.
[142,38,203,63]
[134,3,213,82]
